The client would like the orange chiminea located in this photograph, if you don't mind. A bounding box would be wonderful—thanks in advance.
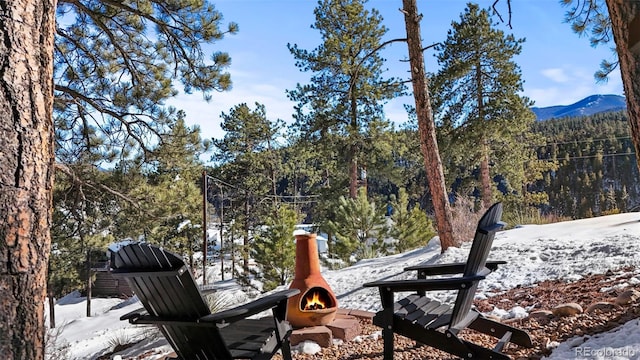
[287,233,338,328]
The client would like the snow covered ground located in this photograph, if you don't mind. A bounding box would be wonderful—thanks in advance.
[47,211,640,359]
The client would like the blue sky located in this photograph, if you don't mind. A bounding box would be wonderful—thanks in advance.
[170,0,624,140]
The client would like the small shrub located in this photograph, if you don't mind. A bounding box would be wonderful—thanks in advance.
[320,255,347,270]
[388,188,435,253]
[450,196,486,244]
[45,323,73,360]
[502,205,571,227]
[205,291,245,313]
[252,203,299,291]
[502,206,543,228]
[327,188,388,264]
[601,208,621,216]
[358,244,380,260]
[106,330,135,353]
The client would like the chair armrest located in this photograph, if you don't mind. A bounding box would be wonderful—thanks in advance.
[199,288,300,325]
[363,274,487,293]
[120,307,147,321]
[405,260,507,275]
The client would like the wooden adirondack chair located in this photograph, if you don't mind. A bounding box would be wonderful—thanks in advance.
[363,202,533,360]
[111,242,299,360]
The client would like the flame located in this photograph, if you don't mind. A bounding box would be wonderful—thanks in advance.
[303,290,327,310]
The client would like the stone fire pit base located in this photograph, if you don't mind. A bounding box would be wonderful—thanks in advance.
[289,308,374,348]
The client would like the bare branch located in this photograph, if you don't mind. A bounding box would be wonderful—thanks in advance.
[54,162,141,208]
[492,0,504,22]
[422,42,440,52]
[55,84,158,154]
[491,0,513,29]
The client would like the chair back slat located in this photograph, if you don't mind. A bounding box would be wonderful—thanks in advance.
[111,243,231,359]
[450,203,503,328]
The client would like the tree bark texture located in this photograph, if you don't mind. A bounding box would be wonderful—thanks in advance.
[480,145,493,209]
[349,155,358,198]
[349,90,359,199]
[0,0,56,358]
[476,59,492,208]
[606,0,640,174]
[402,0,456,251]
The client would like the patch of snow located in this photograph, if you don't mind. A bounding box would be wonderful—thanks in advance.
[293,341,322,355]
[507,306,529,319]
[544,319,640,360]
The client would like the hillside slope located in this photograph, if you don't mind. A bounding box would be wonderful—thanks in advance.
[532,94,626,120]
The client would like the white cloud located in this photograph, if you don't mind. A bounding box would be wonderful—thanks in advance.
[171,61,625,141]
[172,69,417,141]
[527,67,624,107]
[168,68,301,141]
[541,68,571,83]
[384,98,411,126]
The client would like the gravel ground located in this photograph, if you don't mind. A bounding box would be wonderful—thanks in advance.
[276,267,640,360]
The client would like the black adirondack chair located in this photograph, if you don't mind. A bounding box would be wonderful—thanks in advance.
[363,202,533,360]
[110,242,299,360]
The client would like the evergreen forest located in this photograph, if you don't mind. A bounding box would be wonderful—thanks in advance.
[46,0,639,299]
[533,111,639,218]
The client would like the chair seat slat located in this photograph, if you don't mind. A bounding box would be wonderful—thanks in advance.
[402,299,442,322]
[397,296,436,320]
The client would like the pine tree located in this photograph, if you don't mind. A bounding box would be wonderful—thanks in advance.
[252,204,300,291]
[621,185,630,212]
[327,188,388,264]
[50,159,123,301]
[287,0,404,199]
[604,185,618,213]
[50,3,238,292]
[433,3,549,208]
[388,188,435,253]
[212,103,284,274]
[145,118,204,254]
[3,0,236,356]
[113,114,205,263]
[387,126,426,200]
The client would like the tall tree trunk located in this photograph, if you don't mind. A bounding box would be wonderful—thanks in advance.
[479,142,493,208]
[476,58,492,208]
[606,1,640,173]
[202,170,208,285]
[349,154,358,198]
[0,0,56,358]
[349,90,359,199]
[243,197,250,273]
[86,249,92,318]
[48,290,55,329]
[402,0,456,251]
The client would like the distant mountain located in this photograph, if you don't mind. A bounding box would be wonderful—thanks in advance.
[531,94,626,121]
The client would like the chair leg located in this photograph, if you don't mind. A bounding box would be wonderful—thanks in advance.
[469,315,533,347]
[281,339,293,360]
[378,290,397,360]
[383,327,394,360]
